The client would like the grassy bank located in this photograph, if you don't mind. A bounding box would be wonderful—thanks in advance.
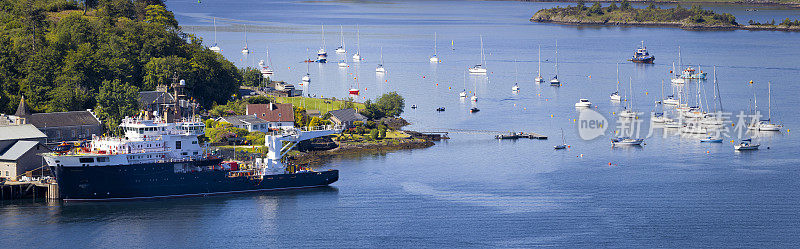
[274,96,366,114]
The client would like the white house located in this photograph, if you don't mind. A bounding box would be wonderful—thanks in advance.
[215,115,272,133]
[246,103,295,130]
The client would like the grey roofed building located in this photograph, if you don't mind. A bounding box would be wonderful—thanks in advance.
[0,140,39,161]
[215,115,271,133]
[328,108,367,128]
[0,124,47,141]
[0,125,47,179]
[138,90,176,108]
[22,110,103,144]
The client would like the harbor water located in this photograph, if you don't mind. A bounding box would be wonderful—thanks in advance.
[3,0,800,247]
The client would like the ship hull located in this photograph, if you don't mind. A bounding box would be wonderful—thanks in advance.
[50,159,338,202]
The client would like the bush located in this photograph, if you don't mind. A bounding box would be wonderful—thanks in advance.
[369,129,379,140]
[378,128,386,139]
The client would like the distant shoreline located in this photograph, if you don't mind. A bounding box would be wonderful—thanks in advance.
[511,0,800,9]
[530,4,800,31]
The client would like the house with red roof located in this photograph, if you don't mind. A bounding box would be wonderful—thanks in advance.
[246,103,295,130]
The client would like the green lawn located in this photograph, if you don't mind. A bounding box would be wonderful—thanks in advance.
[275,97,366,114]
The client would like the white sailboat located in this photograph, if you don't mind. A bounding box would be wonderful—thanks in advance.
[468,35,487,74]
[376,46,386,73]
[512,59,520,91]
[335,25,346,54]
[259,46,274,78]
[209,17,221,53]
[302,56,311,84]
[459,71,467,98]
[352,25,361,62]
[749,81,782,131]
[734,138,760,151]
[241,24,250,55]
[535,45,544,84]
[554,128,568,150]
[619,77,637,118]
[317,25,327,63]
[430,32,440,63]
[550,41,561,86]
[610,63,622,101]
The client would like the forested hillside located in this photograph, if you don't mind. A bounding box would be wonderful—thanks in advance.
[0,0,241,129]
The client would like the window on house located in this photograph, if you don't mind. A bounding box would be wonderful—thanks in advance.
[176,141,181,149]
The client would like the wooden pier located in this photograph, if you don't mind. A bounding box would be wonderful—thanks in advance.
[0,182,58,200]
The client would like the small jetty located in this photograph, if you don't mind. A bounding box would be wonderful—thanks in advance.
[495,132,548,140]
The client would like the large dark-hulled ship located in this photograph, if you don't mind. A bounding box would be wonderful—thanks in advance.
[43,115,342,202]
[628,41,655,64]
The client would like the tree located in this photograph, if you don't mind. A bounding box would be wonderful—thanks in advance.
[376,92,405,118]
[589,3,603,15]
[144,5,178,29]
[606,3,618,12]
[95,79,139,134]
[241,67,262,87]
[620,0,631,11]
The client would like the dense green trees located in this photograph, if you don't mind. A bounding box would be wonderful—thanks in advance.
[534,2,737,26]
[0,0,241,130]
[360,92,405,120]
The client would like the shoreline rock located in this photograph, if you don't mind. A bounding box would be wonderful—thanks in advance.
[288,137,436,166]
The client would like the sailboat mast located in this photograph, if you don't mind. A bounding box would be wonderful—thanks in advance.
[434,32,437,55]
[555,41,559,77]
[768,81,772,121]
[321,25,325,49]
[616,63,620,93]
[479,35,485,65]
[537,45,541,77]
[213,18,217,44]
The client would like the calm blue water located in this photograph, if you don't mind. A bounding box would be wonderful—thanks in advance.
[3,0,800,247]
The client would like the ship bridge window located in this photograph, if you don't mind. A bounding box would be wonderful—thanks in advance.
[79,158,94,163]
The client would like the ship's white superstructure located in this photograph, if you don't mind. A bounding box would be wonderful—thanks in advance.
[43,117,208,168]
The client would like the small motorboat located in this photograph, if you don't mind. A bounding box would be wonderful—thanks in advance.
[411,105,417,109]
[459,90,467,98]
[549,76,560,86]
[512,83,520,91]
[470,107,480,113]
[575,99,592,108]
[628,41,655,64]
[436,107,446,112]
[376,64,386,73]
[611,137,644,146]
[700,136,723,143]
[469,64,487,74]
[618,109,637,119]
[734,139,760,151]
[338,60,348,67]
[610,92,622,102]
[663,95,680,105]
[470,94,478,102]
